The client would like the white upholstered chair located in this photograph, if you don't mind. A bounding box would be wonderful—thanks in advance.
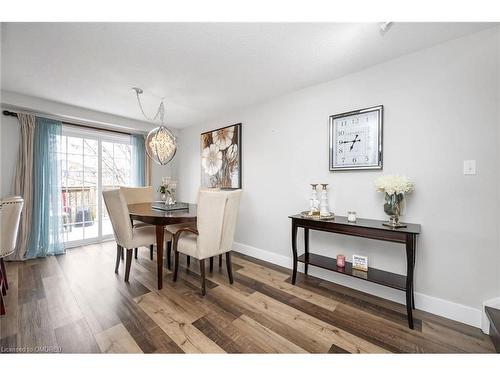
[103,189,169,282]
[120,186,154,204]
[173,189,241,295]
[0,196,24,315]
[120,186,157,260]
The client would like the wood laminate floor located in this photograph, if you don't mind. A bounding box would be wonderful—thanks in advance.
[0,241,495,353]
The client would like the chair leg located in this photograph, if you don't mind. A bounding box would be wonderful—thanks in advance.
[199,259,206,296]
[173,250,179,282]
[0,258,8,290]
[166,241,172,270]
[121,248,124,260]
[226,252,234,284]
[0,263,6,296]
[187,255,190,268]
[150,244,154,260]
[115,245,122,273]
[134,248,138,259]
[209,257,214,272]
[0,289,5,315]
[219,254,222,268]
[125,249,133,282]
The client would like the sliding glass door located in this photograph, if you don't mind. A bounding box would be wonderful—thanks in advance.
[57,126,131,247]
[101,140,132,236]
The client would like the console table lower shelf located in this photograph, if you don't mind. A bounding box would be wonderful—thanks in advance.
[297,253,406,291]
[289,214,421,329]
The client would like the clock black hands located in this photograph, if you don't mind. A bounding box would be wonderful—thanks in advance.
[349,134,360,151]
[340,134,361,151]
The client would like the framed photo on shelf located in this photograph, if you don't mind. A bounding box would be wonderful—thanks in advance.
[329,105,383,171]
[352,254,368,272]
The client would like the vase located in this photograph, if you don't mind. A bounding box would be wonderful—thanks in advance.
[165,193,175,206]
[383,192,406,228]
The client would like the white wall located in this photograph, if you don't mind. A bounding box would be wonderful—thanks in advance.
[177,27,500,326]
[0,91,178,198]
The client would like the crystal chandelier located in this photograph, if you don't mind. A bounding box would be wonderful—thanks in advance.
[133,87,177,165]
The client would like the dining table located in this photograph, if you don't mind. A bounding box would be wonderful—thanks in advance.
[127,202,197,289]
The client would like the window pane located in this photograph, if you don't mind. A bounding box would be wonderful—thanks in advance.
[67,136,83,154]
[102,163,114,186]
[84,139,98,155]
[67,153,83,172]
[84,155,97,171]
[114,143,129,160]
[102,141,114,159]
[66,172,83,187]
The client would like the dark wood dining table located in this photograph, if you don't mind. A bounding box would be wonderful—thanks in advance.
[128,202,197,290]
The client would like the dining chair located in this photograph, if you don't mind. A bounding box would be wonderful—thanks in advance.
[172,189,241,295]
[0,196,24,315]
[103,189,170,282]
[120,186,161,261]
[165,187,219,271]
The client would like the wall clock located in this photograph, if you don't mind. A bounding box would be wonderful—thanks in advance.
[329,105,383,171]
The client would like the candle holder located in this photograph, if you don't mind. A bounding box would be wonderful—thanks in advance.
[319,183,334,219]
[336,254,346,268]
[309,184,320,216]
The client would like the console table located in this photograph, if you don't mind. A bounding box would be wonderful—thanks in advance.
[289,214,421,329]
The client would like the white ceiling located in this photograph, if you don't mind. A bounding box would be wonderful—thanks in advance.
[1,22,495,128]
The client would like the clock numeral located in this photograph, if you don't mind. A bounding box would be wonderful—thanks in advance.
[352,157,357,163]
[338,130,345,136]
[338,148,343,154]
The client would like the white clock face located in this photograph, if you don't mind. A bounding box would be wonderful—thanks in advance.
[330,107,382,170]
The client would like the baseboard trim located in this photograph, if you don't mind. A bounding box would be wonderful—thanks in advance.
[232,241,482,328]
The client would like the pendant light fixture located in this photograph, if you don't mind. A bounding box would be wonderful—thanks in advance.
[133,87,177,165]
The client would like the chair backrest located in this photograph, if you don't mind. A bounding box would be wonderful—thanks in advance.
[196,189,241,257]
[0,196,24,258]
[120,186,154,204]
[102,189,133,246]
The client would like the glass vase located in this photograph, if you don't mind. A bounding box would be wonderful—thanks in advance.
[383,192,406,228]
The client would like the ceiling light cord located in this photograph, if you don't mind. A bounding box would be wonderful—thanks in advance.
[133,87,166,125]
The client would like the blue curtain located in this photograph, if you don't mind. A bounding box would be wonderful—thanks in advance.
[25,117,65,258]
[131,134,146,186]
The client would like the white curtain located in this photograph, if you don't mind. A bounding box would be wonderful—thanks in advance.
[10,113,35,260]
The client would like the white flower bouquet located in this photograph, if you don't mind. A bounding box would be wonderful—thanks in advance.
[375,175,414,227]
[374,175,414,196]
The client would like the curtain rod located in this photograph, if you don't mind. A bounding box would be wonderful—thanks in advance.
[2,109,145,137]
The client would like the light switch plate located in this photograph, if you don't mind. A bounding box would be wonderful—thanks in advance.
[463,160,476,175]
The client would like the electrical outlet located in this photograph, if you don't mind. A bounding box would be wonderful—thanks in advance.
[463,160,476,175]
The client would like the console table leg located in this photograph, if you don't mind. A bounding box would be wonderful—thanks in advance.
[411,285,415,310]
[412,235,417,309]
[304,228,309,275]
[406,234,415,329]
[291,221,298,285]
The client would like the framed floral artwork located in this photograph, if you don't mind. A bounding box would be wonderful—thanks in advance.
[201,123,242,189]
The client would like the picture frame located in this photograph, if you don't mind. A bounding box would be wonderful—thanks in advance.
[200,123,242,189]
[352,254,368,272]
[329,105,383,171]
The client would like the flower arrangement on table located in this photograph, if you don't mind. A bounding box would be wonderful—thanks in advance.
[374,175,414,228]
[158,177,177,205]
